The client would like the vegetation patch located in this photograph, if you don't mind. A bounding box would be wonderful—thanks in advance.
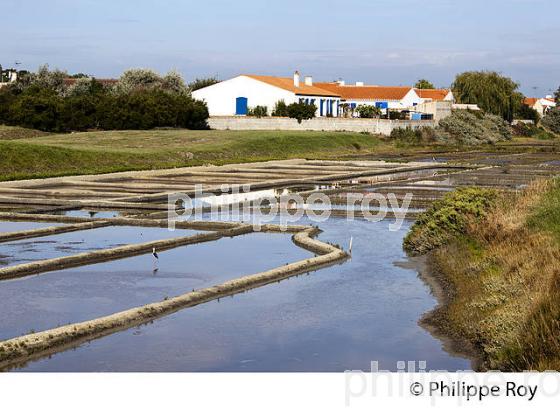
[435,110,512,145]
[511,122,557,140]
[406,180,560,370]
[0,130,385,181]
[403,187,497,255]
[541,109,560,135]
[0,125,51,140]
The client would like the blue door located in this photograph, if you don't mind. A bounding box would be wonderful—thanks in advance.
[236,97,248,115]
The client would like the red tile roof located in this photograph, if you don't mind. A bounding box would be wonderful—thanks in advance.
[244,75,340,97]
[415,89,450,101]
[314,82,413,101]
[523,97,538,106]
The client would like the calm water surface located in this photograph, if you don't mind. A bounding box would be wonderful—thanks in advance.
[1,215,471,372]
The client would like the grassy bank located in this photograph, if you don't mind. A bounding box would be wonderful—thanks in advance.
[405,180,560,370]
[0,129,387,181]
[0,128,423,181]
[1,127,558,181]
[0,125,52,140]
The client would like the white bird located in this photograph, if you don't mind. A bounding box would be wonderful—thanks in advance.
[152,247,159,260]
[349,236,353,254]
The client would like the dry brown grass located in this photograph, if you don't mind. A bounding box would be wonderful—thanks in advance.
[426,179,560,370]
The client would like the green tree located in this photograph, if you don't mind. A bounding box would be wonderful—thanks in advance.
[247,105,268,118]
[8,87,64,131]
[188,77,220,91]
[356,104,381,118]
[452,71,523,121]
[112,68,189,96]
[271,100,289,117]
[287,102,316,123]
[541,109,560,134]
[554,86,560,104]
[414,79,435,89]
[515,103,540,124]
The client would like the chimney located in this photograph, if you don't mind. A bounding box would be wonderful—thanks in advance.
[337,79,345,86]
[304,76,313,86]
[293,71,300,87]
[355,81,364,87]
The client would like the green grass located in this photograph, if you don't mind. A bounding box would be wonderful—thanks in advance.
[0,125,52,140]
[1,127,556,182]
[0,129,390,181]
[528,178,560,242]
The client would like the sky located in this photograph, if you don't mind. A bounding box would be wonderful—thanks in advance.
[1,0,558,96]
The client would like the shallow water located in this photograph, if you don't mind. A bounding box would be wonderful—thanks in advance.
[0,232,310,342]
[0,221,63,233]
[8,215,471,372]
[0,225,196,267]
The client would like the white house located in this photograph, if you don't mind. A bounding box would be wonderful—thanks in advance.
[192,72,340,117]
[415,88,454,103]
[524,97,557,117]
[314,81,423,112]
[0,68,18,88]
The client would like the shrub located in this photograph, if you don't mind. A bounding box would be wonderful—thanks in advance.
[7,87,64,132]
[512,122,556,140]
[515,104,540,124]
[388,110,407,120]
[390,126,436,146]
[403,187,497,255]
[247,105,268,118]
[541,109,560,134]
[112,68,189,96]
[271,100,289,117]
[356,104,381,118]
[97,90,208,130]
[435,110,511,145]
[287,102,316,123]
[188,77,220,91]
[0,67,208,132]
[511,122,539,137]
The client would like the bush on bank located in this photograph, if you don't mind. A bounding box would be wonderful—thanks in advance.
[0,67,209,132]
[403,187,497,255]
[435,110,512,145]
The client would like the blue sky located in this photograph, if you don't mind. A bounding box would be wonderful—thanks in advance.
[1,0,558,95]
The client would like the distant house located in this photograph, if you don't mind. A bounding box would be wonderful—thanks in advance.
[0,67,18,88]
[192,71,456,119]
[314,81,422,114]
[192,72,341,117]
[523,97,556,116]
[415,88,454,103]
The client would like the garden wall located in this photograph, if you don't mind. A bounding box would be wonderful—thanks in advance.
[208,116,436,135]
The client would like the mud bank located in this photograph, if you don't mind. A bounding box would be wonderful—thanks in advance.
[0,227,348,370]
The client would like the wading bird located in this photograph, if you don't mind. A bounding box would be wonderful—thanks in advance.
[152,247,159,273]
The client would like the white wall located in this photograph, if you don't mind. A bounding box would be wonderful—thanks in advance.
[401,89,422,107]
[208,116,436,136]
[192,76,295,116]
